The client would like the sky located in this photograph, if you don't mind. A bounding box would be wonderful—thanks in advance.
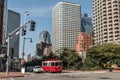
[7,0,93,58]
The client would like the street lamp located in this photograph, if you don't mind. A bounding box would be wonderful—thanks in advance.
[22,37,32,60]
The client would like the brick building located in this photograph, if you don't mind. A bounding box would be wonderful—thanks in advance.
[76,32,94,56]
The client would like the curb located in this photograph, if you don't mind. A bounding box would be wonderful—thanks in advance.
[0,72,26,79]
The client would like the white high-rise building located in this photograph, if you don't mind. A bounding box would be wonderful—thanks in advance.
[93,0,120,45]
[52,2,81,52]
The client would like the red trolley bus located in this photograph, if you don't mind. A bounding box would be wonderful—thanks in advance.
[42,59,62,73]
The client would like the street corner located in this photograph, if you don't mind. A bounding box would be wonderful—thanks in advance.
[0,72,26,79]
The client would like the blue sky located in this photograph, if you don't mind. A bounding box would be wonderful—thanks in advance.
[8,0,93,58]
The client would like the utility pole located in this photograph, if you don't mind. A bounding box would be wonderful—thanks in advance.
[22,37,25,59]
[6,21,31,77]
[22,37,32,59]
[6,34,10,77]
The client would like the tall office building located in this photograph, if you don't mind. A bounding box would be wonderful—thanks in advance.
[7,10,20,59]
[81,13,93,35]
[36,31,51,56]
[52,2,81,52]
[39,31,51,44]
[93,0,120,45]
[6,10,20,69]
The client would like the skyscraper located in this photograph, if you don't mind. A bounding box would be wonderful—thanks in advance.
[36,31,51,56]
[7,10,20,69]
[39,31,51,44]
[52,1,81,52]
[7,10,20,59]
[93,0,120,45]
[81,13,93,35]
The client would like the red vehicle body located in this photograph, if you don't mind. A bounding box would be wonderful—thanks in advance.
[42,59,62,73]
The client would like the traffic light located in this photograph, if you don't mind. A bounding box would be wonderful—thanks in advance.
[11,48,14,58]
[22,25,26,36]
[30,21,36,31]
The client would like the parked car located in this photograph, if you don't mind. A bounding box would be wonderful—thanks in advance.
[33,66,44,73]
[26,66,34,72]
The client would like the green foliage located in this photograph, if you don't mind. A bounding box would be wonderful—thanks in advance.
[86,43,120,69]
[23,58,42,67]
[58,48,82,70]
[23,52,59,67]
[42,52,59,60]
[24,43,120,70]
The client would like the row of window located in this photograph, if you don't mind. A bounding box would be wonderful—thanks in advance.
[95,34,119,40]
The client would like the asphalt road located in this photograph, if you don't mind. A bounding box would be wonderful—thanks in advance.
[8,71,120,80]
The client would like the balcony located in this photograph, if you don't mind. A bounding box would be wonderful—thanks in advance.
[109,32,113,34]
[113,1,118,4]
[114,23,119,26]
[115,31,119,33]
[109,28,113,30]
[108,6,112,9]
[114,27,119,30]
[114,16,118,18]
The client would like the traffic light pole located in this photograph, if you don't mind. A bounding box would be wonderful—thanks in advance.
[6,34,10,77]
[22,37,25,59]
[6,21,30,77]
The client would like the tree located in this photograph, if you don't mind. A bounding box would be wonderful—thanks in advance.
[42,52,59,61]
[59,48,82,70]
[23,59,42,67]
[86,43,120,69]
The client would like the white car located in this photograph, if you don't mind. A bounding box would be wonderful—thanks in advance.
[33,66,44,73]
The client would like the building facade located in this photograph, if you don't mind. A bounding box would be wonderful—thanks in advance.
[39,31,51,44]
[93,0,120,45]
[7,10,20,69]
[76,32,94,56]
[36,42,51,56]
[7,10,20,59]
[0,0,7,54]
[36,31,51,56]
[81,13,93,35]
[52,1,81,52]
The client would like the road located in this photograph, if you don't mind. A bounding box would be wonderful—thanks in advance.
[4,71,120,80]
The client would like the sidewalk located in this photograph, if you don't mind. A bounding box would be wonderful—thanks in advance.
[0,72,26,79]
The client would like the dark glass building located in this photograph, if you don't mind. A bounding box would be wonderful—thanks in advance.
[36,31,51,56]
[81,13,93,35]
[39,31,51,44]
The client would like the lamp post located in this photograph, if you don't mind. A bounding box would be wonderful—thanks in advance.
[21,11,30,60]
[22,37,32,59]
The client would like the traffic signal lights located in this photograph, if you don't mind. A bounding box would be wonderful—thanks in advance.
[22,25,26,36]
[11,48,14,58]
[30,21,36,31]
